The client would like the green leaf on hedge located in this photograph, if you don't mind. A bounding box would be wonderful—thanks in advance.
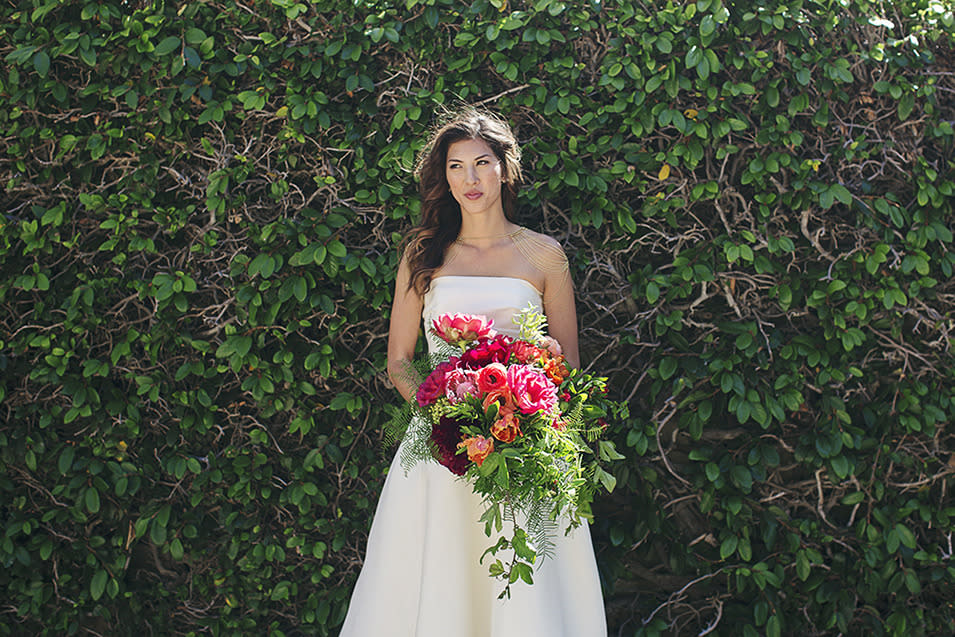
[796,550,811,581]
[85,487,100,513]
[91,569,108,601]
[154,36,181,56]
[831,184,852,205]
[58,447,75,475]
[767,614,781,637]
[895,523,916,549]
[659,356,678,380]
[33,50,50,77]
[720,535,738,559]
[595,466,617,493]
[898,93,914,120]
[830,455,850,478]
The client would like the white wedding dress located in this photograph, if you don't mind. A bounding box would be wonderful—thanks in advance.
[339,276,607,637]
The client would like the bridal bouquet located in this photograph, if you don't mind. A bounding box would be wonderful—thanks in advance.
[388,307,625,597]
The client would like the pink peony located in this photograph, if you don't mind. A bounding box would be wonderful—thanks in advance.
[415,358,459,407]
[506,365,559,415]
[432,313,495,346]
[476,362,508,394]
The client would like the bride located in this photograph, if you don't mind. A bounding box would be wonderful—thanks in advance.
[339,108,607,636]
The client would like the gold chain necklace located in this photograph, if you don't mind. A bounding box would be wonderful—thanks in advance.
[454,227,524,243]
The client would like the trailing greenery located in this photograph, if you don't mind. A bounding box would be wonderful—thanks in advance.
[1,0,953,635]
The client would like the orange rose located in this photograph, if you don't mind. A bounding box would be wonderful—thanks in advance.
[482,387,516,413]
[490,412,522,443]
[457,435,494,466]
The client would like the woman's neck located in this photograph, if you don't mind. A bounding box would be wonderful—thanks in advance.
[456,217,520,243]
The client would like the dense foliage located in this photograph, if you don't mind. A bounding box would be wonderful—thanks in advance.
[1,0,953,635]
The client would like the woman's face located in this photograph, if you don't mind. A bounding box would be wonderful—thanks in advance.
[444,137,504,219]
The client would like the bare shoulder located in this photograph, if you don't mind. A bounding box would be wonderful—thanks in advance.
[519,227,562,250]
[513,227,569,274]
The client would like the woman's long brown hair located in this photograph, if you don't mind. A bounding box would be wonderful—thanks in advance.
[402,107,523,295]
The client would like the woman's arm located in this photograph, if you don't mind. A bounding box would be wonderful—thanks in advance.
[387,255,424,402]
[543,267,580,369]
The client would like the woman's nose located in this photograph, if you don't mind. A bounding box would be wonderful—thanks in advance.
[465,165,479,184]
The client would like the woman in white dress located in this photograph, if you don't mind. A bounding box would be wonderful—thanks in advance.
[339,108,607,637]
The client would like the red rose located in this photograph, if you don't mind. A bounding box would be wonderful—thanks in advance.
[476,363,508,394]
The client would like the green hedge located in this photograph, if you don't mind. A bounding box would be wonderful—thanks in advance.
[1,0,954,634]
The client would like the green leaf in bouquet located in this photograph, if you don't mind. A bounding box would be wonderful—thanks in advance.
[511,528,537,563]
[512,561,535,585]
[478,452,501,477]
[494,455,510,490]
[513,304,548,342]
[479,502,503,536]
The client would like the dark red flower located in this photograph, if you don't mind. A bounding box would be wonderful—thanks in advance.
[431,415,470,476]
[415,358,459,407]
[460,334,512,369]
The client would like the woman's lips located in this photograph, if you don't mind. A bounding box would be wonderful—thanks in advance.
[464,191,482,200]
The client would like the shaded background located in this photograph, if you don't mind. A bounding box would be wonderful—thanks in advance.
[1,0,954,635]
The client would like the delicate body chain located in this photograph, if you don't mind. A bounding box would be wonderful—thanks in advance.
[445,227,571,302]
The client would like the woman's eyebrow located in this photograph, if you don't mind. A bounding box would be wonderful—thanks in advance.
[447,153,493,163]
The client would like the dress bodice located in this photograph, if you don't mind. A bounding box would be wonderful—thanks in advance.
[422,276,542,352]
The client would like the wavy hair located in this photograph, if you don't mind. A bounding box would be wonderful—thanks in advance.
[402,107,522,295]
